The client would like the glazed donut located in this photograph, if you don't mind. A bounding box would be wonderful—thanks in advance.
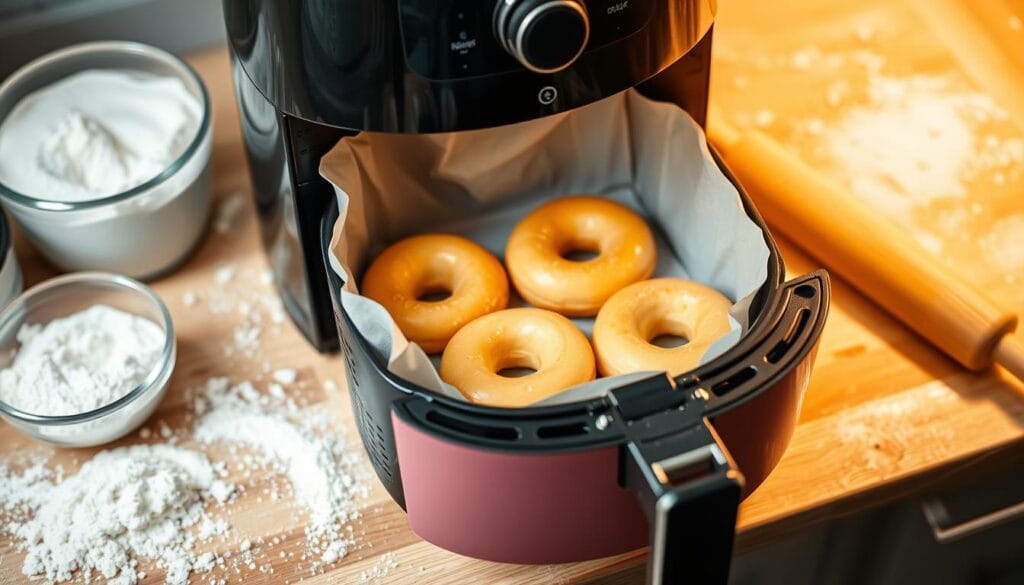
[361,234,509,354]
[593,278,733,377]
[440,308,596,408]
[505,196,657,316]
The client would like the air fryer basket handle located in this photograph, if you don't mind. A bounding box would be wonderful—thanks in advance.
[612,379,744,585]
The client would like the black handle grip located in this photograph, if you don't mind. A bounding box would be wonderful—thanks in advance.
[612,378,744,585]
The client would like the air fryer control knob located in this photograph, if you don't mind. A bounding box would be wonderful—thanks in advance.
[494,0,590,74]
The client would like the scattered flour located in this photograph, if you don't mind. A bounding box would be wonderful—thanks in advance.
[272,368,298,385]
[214,192,247,235]
[0,305,165,415]
[0,445,233,585]
[0,264,363,582]
[196,265,286,358]
[269,383,287,400]
[359,552,399,583]
[197,517,229,540]
[753,109,776,128]
[214,265,236,285]
[981,214,1024,273]
[0,372,364,583]
[193,377,365,565]
[745,45,1024,222]
[780,43,1024,274]
[814,73,1019,212]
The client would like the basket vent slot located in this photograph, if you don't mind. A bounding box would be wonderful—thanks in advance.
[425,411,519,441]
[537,421,589,439]
[353,389,392,480]
[711,366,758,396]
[765,308,811,364]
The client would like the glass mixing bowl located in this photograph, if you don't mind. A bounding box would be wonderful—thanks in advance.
[0,273,176,447]
[0,41,212,279]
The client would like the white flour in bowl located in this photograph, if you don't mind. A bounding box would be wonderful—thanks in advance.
[0,69,201,202]
[0,304,165,415]
[37,110,164,197]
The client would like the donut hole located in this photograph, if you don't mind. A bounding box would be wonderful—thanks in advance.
[558,237,602,263]
[495,353,541,378]
[497,367,538,378]
[415,283,453,302]
[649,333,690,348]
[560,249,600,262]
[644,318,691,349]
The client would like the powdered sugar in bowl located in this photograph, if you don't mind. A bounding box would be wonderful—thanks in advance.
[0,272,175,447]
[0,41,212,279]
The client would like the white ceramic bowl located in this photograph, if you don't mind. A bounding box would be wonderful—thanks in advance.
[0,41,212,279]
[0,273,175,447]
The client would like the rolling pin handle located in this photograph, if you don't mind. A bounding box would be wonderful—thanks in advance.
[994,336,1024,384]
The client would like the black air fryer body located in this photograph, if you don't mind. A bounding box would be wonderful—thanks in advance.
[224,2,830,584]
[225,0,716,351]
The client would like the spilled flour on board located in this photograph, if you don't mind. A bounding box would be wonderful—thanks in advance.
[981,214,1024,273]
[0,374,366,584]
[800,53,1024,278]
[192,376,367,567]
[0,264,369,584]
[812,73,1020,212]
[765,42,1024,213]
[722,29,1024,279]
[0,446,233,585]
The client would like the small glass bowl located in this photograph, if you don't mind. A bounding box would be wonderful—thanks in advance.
[0,41,213,279]
[0,273,175,447]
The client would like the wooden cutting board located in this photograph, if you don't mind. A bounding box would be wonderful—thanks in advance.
[2,1,1024,582]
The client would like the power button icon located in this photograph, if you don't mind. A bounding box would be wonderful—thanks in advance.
[538,86,558,105]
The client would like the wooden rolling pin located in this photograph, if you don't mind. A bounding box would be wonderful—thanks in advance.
[707,113,1024,382]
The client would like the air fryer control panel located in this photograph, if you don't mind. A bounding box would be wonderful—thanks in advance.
[399,0,654,80]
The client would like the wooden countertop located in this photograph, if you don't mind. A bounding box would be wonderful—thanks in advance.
[2,1,1024,581]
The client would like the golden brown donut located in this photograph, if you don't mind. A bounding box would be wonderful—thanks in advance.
[505,196,657,316]
[361,234,509,353]
[593,278,733,377]
[439,308,596,407]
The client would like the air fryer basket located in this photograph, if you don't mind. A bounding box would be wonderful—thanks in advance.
[320,149,829,584]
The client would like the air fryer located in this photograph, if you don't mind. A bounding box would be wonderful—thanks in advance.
[224,1,832,583]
